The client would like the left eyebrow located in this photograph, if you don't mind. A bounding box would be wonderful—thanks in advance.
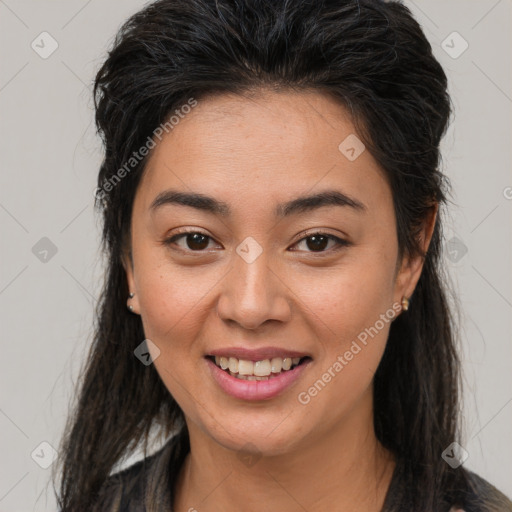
[276,190,366,217]
[149,188,366,217]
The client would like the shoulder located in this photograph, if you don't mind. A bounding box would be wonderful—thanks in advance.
[92,430,188,512]
[384,458,512,512]
[92,447,164,512]
[454,469,512,512]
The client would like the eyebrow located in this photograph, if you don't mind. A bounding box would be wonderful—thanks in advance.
[149,188,366,217]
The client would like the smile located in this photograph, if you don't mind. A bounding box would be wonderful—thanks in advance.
[205,354,313,401]
[207,355,310,380]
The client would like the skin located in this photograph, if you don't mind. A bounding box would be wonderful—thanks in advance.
[123,89,436,512]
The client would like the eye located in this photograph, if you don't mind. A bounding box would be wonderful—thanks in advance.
[290,232,350,253]
[163,230,350,254]
[164,231,218,252]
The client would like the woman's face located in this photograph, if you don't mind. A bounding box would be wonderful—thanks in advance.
[124,90,427,456]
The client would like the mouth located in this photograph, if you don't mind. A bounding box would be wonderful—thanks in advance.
[205,355,312,381]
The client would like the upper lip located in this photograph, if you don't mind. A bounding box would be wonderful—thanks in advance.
[207,347,311,361]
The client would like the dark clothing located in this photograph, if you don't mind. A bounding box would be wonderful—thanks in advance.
[93,428,512,512]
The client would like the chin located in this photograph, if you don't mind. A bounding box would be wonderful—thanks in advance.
[203,414,309,458]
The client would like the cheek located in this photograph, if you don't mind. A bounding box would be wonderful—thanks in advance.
[134,259,217,420]
[290,248,397,412]
[135,254,219,345]
[293,254,397,348]
[294,270,395,425]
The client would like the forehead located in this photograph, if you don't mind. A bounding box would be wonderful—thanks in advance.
[135,89,391,217]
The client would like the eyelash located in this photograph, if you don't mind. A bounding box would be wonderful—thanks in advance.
[163,229,350,255]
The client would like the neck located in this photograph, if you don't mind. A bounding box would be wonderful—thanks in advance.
[174,399,395,512]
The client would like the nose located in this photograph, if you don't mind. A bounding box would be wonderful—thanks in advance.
[216,245,292,330]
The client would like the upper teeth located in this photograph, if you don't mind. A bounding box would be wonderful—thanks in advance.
[214,356,301,376]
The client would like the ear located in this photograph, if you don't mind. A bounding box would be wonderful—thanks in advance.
[394,203,438,307]
[121,246,141,315]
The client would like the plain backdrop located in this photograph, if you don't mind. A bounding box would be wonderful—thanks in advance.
[0,1,511,510]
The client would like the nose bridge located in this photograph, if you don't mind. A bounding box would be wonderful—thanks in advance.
[216,237,290,329]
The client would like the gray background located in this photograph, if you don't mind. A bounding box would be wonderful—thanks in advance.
[0,0,511,510]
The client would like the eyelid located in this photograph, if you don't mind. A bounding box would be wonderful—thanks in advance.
[291,228,349,246]
[289,230,350,254]
[163,228,219,251]
[163,228,350,254]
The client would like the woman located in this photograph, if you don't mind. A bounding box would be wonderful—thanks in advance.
[54,0,512,511]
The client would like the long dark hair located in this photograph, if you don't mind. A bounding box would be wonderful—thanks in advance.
[54,0,474,509]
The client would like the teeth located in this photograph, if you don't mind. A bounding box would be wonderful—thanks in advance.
[270,357,282,373]
[238,360,254,375]
[212,355,304,377]
[254,360,271,376]
[228,357,238,373]
[228,371,270,381]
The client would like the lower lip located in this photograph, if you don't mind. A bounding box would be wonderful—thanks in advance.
[205,357,312,401]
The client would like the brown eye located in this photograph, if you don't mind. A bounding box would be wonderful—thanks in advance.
[184,233,210,250]
[304,235,329,252]
[291,233,349,253]
[165,231,214,251]
[164,230,349,255]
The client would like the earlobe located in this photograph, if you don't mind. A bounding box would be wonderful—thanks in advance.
[395,203,438,308]
[127,291,138,314]
[394,254,423,314]
[121,250,140,315]
[126,286,141,315]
